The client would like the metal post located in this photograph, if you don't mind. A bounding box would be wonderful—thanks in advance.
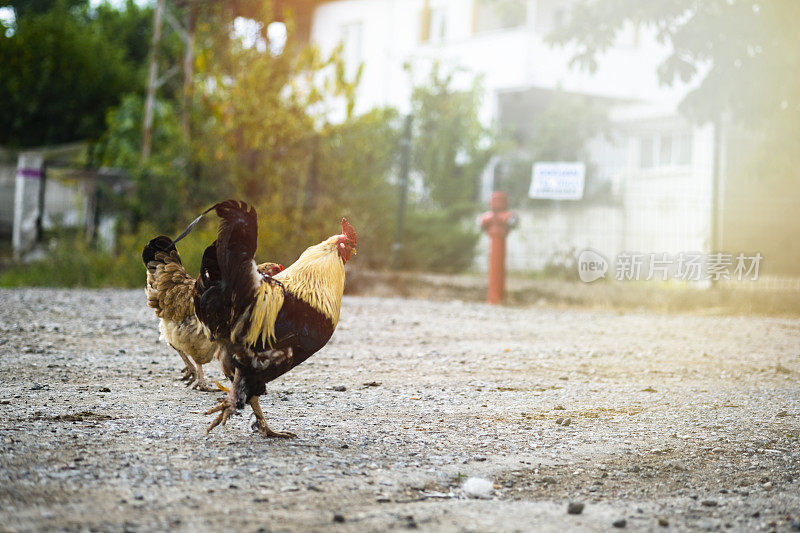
[142,0,165,160]
[711,116,726,254]
[392,114,413,269]
[35,162,47,243]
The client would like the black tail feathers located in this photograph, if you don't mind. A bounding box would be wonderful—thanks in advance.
[142,199,253,274]
[194,241,226,340]
[213,200,258,270]
[197,241,221,291]
[193,200,259,342]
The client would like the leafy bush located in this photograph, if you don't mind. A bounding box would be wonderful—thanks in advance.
[0,222,217,288]
[396,210,480,273]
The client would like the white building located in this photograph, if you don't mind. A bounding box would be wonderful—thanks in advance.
[307,0,721,273]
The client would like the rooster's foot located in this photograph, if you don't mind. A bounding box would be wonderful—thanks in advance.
[252,421,297,438]
[249,397,296,438]
[204,397,236,434]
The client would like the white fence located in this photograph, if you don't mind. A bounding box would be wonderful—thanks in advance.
[0,146,94,257]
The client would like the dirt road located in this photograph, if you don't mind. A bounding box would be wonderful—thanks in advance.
[0,288,798,532]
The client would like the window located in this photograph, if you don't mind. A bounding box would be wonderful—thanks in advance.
[640,133,693,169]
[552,8,565,30]
[659,135,673,166]
[340,21,363,79]
[430,7,447,43]
[473,0,527,34]
[420,4,447,43]
[677,134,693,165]
[640,137,654,168]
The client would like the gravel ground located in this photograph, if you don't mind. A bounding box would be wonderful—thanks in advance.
[0,288,799,532]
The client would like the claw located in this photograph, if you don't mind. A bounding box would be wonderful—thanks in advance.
[214,380,229,392]
[205,398,236,434]
[192,378,215,392]
[205,396,227,412]
[256,424,296,439]
[178,359,213,391]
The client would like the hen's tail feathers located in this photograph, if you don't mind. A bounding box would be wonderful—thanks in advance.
[142,235,180,272]
[142,235,195,319]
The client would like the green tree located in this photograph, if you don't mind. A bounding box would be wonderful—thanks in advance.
[0,0,86,17]
[190,4,356,260]
[92,1,158,82]
[94,93,200,230]
[410,64,493,212]
[314,109,400,269]
[393,64,494,271]
[0,1,153,147]
[548,1,800,133]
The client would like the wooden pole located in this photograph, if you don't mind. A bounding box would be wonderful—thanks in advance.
[181,1,196,141]
[142,0,165,161]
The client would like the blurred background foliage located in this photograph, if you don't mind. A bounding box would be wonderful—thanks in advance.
[0,0,149,146]
[0,0,493,286]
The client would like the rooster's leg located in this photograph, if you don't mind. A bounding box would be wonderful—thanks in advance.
[204,369,239,434]
[191,363,215,392]
[249,397,296,438]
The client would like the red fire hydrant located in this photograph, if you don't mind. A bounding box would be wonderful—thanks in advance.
[479,191,517,305]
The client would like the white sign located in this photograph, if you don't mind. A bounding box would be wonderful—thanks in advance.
[529,162,585,200]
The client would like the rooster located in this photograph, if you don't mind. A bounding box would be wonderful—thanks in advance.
[193,200,356,437]
[142,235,283,391]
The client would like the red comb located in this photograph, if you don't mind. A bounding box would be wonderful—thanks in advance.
[341,217,357,245]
